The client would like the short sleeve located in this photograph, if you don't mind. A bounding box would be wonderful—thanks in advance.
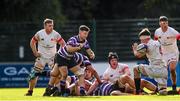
[67,37,79,47]
[171,28,179,36]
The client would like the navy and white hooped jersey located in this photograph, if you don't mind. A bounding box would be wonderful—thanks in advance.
[69,75,78,85]
[57,35,90,59]
[93,82,114,96]
[73,52,91,67]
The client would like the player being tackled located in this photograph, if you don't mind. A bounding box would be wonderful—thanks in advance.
[132,28,168,95]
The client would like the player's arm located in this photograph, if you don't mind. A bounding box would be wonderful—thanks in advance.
[56,33,66,47]
[86,48,95,60]
[66,43,83,53]
[171,28,180,40]
[57,37,66,47]
[82,41,95,60]
[154,30,159,40]
[86,80,99,95]
[30,34,40,57]
[132,43,144,58]
[66,38,84,53]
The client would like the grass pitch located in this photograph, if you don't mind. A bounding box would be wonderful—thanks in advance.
[0,88,180,101]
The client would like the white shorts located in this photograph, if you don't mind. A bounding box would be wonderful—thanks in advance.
[136,64,168,88]
[163,52,179,66]
[34,56,54,71]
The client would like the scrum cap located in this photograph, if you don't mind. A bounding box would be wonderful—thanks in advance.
[108,52,119,63]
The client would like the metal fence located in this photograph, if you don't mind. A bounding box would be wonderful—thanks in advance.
[0,18,180,62]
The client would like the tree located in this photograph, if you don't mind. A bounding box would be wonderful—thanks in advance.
[0,0,66,23]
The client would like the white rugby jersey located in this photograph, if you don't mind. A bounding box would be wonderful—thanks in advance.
[146,39,165,67]
[103,63,130,83]
[35,29,62,58]
[155,26,179,54]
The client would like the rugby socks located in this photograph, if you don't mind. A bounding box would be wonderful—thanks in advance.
[65,88,70,95]
[172,84,177,91]
[60,80,66,94]
[28,90,33,94]
[25,90,33,96]
[47,84,53,88]
[80,86,86,96]
[43,85,53,96]
[35,71,50,77]
[155,87,158,93]
[134,78,141,94]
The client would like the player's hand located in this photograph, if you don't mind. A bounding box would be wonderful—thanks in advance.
[89,51,95,60]
[33,52,41,57]
[78,43,84,49]
[132,43,138,51]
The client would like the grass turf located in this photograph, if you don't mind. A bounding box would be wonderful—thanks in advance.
[0,88,180,101]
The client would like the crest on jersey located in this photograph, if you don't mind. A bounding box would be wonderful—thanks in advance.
[51,38,56,41]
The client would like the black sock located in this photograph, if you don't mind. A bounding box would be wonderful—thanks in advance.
[155,87,158,93]
[65,88,70,94]
[35,72,41,76]
[45,85,53,94]
[172,84,176,91]
[35,71,50,77]
[80,86,86,95]
[60,80,66,94]
[28,90,33,93]
[134,78,141,94]
[47,84,53,88]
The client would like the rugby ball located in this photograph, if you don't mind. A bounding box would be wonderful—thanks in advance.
[136,43,147,55]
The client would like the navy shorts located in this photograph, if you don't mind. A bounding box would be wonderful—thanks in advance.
[54,53,78,69]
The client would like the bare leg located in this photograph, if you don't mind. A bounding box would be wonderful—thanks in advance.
[169,61,177,91]
[141,80,157,92]
[48,64,60,86]
[120,75,135,88]
[29,77,38,91]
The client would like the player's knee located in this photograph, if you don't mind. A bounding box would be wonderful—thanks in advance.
[170,67,176,72]
[124,75,130,79]
[50,71,58,77]
[169,65,176,73]
[141,80,148,86]
[121,75,129,81]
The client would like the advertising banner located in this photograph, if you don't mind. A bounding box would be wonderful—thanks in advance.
[0,64,49,88]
